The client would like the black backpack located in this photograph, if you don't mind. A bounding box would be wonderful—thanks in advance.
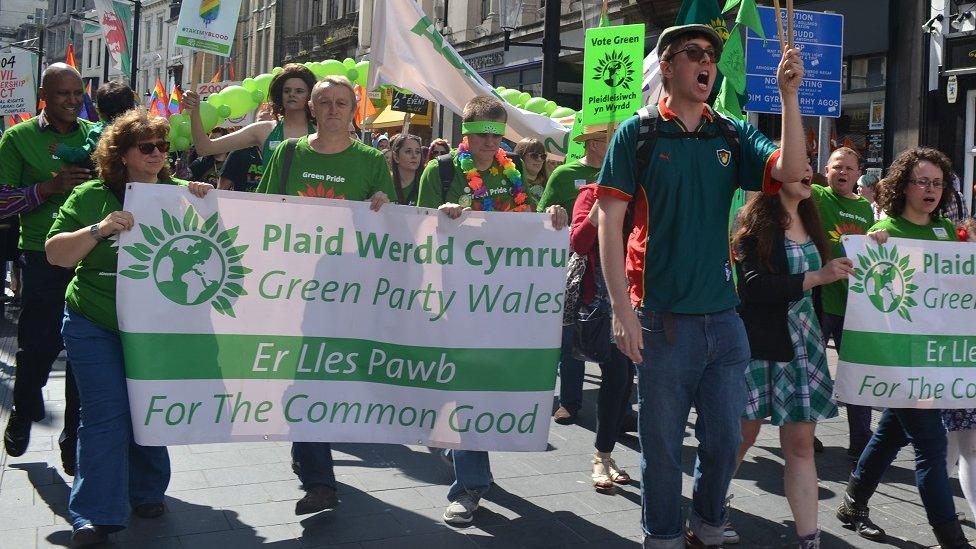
[634,105,742,183]
[436,152,525,203]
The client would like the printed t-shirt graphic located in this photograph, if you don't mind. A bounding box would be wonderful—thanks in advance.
[811,184,874,316]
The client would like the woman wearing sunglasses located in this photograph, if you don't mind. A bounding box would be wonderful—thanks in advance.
[513,138,549,207]
[45,108,212,546]
[425,138,452,164]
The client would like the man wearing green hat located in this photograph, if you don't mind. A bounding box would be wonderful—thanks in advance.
[596,24,810,547]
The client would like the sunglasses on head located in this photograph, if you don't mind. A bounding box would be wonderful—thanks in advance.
[135,141,170,154]
[669,43,720,64]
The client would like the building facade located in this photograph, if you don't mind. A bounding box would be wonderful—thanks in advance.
[0,0,46,49]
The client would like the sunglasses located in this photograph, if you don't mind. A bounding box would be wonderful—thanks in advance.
[669,44,720,64]
[527,152,547,161]
[135,141,170,154]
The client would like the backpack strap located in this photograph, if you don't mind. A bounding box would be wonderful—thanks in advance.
[635,106,660,186]
[437,153,455,204]
[278,138,299,195]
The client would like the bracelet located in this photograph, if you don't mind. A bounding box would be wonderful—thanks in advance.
[89,224,105,242]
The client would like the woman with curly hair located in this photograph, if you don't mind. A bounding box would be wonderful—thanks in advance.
[45,108,212,546]
[731,163,851,548]
[837,147,972,549]
[184,63,318,169]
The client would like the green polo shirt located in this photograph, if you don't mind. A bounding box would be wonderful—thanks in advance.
[48,178,186,331]
[0,113,94,251]
[811,184,874,316]
[868,215,957,242]
[416,152,530,212]
[257,137,395,201]
[538,160,600,213]
[597,101,779,313]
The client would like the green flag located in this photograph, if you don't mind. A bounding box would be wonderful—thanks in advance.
[713,78,744,121]
[732,0,764,39]
[598,0,610,27]
[676,0,726,33]
[717,24,746,94]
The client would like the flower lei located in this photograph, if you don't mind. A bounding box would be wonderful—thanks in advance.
[959,226,970,242]
[457,138,530,212]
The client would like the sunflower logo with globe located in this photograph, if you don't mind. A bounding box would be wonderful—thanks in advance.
[593,50,635,88]
[849,244,918,322]
[118,206,251,318]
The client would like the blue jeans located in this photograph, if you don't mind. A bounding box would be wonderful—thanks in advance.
[637,309,750,548]
[447,450,492,502]
[61,307,170,530]
[558,324,585,410]
[291,442,336,489]
[851,408,956,526]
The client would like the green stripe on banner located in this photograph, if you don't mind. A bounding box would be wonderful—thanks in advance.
[842,330,976,368]
[121,333,558,391]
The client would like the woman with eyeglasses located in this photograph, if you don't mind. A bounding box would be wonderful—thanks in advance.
[514,138,549,207]
[426,138,452,164]
[45,108,212,546]
[837,148,972,549]
[389,133,423,205]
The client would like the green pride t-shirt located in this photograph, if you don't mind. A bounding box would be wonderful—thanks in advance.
[538,160,599,213]
[256,137,395,201]
[868,215,957,242]
[0,116,94,251]
[416,152,527,211]
[811,184,874,316]
[48,178,186,331]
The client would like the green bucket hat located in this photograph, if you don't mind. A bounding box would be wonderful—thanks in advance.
[656,24,724,58]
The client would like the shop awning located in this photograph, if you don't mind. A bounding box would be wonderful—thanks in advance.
[367,104,432,129]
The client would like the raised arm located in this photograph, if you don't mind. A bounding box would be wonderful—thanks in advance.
[183,91,270,156]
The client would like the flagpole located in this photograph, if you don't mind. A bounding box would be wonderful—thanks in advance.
[771,0,785,53]
[785,0,794,49]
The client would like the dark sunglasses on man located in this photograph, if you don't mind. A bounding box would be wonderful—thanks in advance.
[136,141,170,154]
[667,43,720,64]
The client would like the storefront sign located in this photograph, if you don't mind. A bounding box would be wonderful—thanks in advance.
[945,35,976,72]
[467,52,505,72]
[174,0,244,56]
[582,23,644,125]
[391,91,430,115]
[745,7,843,117]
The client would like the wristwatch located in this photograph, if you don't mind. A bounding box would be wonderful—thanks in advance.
[89,224,105,241]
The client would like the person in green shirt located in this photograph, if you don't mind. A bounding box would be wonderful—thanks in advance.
[49,81,137,170]
[416,96,567,527]
[0,63,94,476]
[838,147,972,548]
[810,147,876,461]
[538,124,609,214]
[257,75,394,518]
[513,137,548,206]
[389,133,423,205]
[46,108,212,545]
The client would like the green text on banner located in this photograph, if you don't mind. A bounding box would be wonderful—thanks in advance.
[582,24,644,125]
[835,235,976,409]
[174,0,243,56]
[116,184,565,450]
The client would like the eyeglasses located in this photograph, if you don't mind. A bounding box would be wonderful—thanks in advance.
[527,152,547,161]
[135,141,170,154]
[668,44,720,64]
[910,178,944,190]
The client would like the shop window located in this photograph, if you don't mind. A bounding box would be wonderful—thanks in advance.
[849,55,885,90]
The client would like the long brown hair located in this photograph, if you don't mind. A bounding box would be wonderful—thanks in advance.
[733,191,831,271]
[876,147,953,221]
[94,107,171,194]
[513,137,547,185]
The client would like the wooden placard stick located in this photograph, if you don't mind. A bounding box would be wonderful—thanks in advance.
[786,0,794,49]
[772,0,786,54]
[190,51,205,92]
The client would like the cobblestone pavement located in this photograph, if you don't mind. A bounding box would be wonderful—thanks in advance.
[0,303,968,547]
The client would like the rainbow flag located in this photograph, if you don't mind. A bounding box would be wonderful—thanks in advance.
[80,80,98,121]
[168,85,183,115]
[149,77,169,117]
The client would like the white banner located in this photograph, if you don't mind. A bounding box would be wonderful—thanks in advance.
[368,0,571,155]
[835,235,976,408]
[117,185,565,450]
[174,0,244,56]
[0,53,34,116]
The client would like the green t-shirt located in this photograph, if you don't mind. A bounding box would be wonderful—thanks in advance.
[811,184,874,316]
[597,110,778,313]
[868,215,957,242]
[416,151,529,211]
[48,178,185,331]
[538,160,599,213]
[53,121,104,165]
[257,137,395,201]
[0,116,94,251]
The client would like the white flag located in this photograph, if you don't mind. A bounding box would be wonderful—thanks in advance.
[642,50,664,106]
[368,1,571,155]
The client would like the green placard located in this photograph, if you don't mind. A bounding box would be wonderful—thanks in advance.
[583,24,645,125]
[565,112,585,163]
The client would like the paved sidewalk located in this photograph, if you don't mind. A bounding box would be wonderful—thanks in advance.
[0,301,971,548]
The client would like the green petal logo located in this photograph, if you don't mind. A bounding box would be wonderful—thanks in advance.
[850,244,918,321]
[593,51,635,88]
[119,206,251,317]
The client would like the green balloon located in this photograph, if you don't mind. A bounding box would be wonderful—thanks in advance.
[272,66,283,75]
[499,88,520,104]
[169,113,186,127]
[346,68,359,83]
[343,58,356,69]
[198,101,220,132]
[354,60,370,87]
[550,107,576,119]
[495,86,506,93]
[206,91,225,107]
[217,104,232,118]
[251,90,265,104]
[219,85,256,118]
[308,62,328,80]
[524,97,547,114]
[517,92,531,106]
[543,100,557,116]
[320,59,346,77]
[253,73,274,97]
[173,136,191,152]
[242,78,257,92]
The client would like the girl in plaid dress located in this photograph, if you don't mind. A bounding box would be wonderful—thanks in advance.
[730,164,851,549]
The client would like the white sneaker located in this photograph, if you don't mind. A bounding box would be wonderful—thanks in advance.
[443,493,480,525]
[723,494,740,544]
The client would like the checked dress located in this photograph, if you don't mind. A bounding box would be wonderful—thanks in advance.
[743,239,839,425]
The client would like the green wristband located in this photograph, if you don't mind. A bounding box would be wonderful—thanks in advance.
[462,121,506,135]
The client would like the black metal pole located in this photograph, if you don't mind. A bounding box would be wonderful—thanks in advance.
[541,0,560,100]
[130,0,141,89]
[103,45,110,87]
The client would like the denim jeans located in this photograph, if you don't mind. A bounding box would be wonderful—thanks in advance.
[596,347,635,453]
[558,323,585,410]
[61,307,170,530]
[637,308,750,548]
[14,251,79,454]
[851,408,956,526]
[291,442,336,489]
[447,450,492,502]
[821,312,873,449]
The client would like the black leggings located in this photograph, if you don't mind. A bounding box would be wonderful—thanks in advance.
[595,347,635,453]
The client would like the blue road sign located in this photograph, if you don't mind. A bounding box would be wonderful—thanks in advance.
[744,6,844,117]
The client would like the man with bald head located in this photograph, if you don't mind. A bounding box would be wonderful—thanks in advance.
[0,63,92,474]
